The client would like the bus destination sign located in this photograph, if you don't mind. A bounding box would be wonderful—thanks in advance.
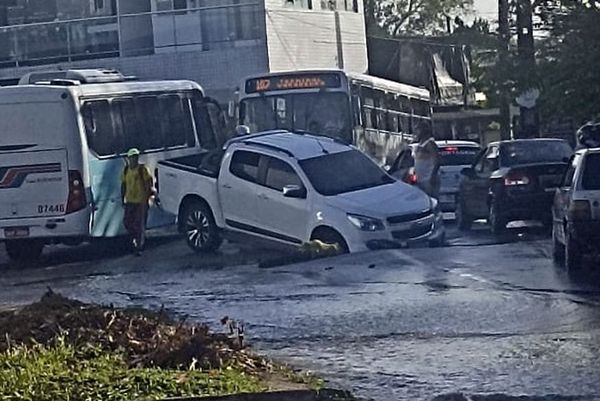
[245,73,342,94]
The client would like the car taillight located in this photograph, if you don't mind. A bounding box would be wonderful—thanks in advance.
[66,170,86,214]
[504,174,530,186]
[404,168,418,185]
[567,200,592,221]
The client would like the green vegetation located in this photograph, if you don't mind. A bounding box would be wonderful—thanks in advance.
[0,291,322,400]
[0,340,265,401]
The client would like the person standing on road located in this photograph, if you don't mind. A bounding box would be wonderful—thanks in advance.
[414,125,440,198]
[121,148,154,255]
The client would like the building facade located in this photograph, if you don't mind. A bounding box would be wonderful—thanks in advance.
[0,0,367,101]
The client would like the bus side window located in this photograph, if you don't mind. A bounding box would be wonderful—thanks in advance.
[135,96,163,151]
[82,100,115,157]
[113,98,140,153]
[192,97,218,149]
[160,95,195,148]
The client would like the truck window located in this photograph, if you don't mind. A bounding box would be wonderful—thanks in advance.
[230,150,261,183]
[264,157,303,191]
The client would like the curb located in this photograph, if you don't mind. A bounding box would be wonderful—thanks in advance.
[162,389,358,401]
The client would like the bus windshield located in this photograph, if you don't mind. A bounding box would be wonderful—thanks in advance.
[240,92,351,142]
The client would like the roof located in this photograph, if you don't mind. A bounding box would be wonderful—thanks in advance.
[229,130,351,160]
[488,138,569,147]
[346,72,430,100]
[240,69,430,101]
[0,80,204,98]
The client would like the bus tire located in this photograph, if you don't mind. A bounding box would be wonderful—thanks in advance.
[5,239,44,262]
[181,200,222,253]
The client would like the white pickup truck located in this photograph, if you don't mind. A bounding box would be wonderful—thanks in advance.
[157,130,445,253]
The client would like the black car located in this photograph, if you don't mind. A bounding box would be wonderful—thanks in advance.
[456,139,573,234]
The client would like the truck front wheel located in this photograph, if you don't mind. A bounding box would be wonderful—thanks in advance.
[181,200,222,253]
[5,239,44,262]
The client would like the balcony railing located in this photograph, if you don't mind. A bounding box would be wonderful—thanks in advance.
[0,3,263,69]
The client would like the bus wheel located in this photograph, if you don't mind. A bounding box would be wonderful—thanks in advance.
[5,239,44,262]
[182,200,222,253]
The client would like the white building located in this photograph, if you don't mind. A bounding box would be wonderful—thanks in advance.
[0,0,367,101]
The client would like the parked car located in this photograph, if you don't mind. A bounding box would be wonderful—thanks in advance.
[552,148,600,271]
[435,140,481,212]
[157,130,445,254]
[456,139,573,233]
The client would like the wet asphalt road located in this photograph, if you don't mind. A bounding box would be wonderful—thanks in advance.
[1,221,600,401]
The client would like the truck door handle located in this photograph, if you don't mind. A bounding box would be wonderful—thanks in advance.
[222,184,232,189]
[258,193,269,200]
[166,173,177,178]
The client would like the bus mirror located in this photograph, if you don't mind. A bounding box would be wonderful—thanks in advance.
[227,100,235,119]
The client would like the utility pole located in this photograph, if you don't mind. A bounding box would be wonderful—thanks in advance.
[515,0,539,138]
[498,0,512,140]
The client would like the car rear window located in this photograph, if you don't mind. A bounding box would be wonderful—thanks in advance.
[582,153,600,190]
[500,140,572,166]
[439,146,480,166]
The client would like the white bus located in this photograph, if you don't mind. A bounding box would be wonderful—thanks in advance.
[0,69,221,261]
[237,69,432,166]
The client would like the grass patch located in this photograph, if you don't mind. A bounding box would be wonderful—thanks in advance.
[0,291,322,400]
[0,339,266,400]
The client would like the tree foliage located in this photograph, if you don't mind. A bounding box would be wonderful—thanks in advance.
[365,0,474,36]
[536,0,600,120]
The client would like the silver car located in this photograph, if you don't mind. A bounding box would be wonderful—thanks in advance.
[435,140,481,212]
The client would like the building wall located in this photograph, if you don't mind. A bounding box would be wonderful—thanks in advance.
[0,0,368,101]
[0,44,269,102]
[264,0,367,73]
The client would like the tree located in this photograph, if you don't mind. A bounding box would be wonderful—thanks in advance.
[536,0,600,121]
[365,0,474,36]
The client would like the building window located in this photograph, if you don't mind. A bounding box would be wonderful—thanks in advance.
[320,0,358,11]
[285,0,313,9]
[173,0,187,9]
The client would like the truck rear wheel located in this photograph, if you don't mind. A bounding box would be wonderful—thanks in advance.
[5,239,44,262]
[181,200,222,253]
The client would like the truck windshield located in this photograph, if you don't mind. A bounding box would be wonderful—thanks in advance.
[500,140,572,166]
[240,92,351,142]
[299,150,395,196]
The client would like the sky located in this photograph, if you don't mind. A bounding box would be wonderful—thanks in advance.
[472,0,497,20]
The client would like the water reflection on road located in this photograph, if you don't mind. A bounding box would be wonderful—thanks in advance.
[1,223,600,400]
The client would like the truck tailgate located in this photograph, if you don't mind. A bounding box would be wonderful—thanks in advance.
[0,148,69,220]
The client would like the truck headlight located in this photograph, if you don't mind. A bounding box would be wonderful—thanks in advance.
[347,214,385,231]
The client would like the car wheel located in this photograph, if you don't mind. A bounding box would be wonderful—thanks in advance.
[5,239,44,262]
[456,197,472,231]
[565,231,583,273]
[489,200,507,235]
[552,223,565,264]
[311,229,349,254]
[182,200,222,253]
